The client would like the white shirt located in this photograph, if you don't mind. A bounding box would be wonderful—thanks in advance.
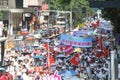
[0,27,3,36]
[22,73,32,80]
[96,71,103,79]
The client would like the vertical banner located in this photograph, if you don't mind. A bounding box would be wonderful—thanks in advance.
[65,45,73,55]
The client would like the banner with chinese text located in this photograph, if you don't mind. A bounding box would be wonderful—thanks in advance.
[60,34,92,47]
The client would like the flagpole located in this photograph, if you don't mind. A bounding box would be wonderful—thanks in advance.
[47,42,50,74]
[44,39,53,80]
[45,40,50,80]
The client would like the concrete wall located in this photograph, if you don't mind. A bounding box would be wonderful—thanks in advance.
[8,0,16,9]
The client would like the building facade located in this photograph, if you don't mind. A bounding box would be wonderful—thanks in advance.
[0,0,44,28]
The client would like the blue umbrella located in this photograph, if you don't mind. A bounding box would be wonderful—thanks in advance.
[33,55,45,59]
[27,46,34,50]
[59,70,66,75]
[18,46,33,51]
[61,70,78,77]
[18,46,23,51]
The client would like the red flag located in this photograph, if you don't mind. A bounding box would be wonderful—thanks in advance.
[99,36,103,50]
[47,53,55,73]
[104,47,109,58]
[96,20,99,27]
[70,53,80,66]
[92,20,99,27]
[44,43,49,50]
[49,55,55,66]
[97,51,103,58]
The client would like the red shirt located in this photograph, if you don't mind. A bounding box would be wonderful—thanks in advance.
[0,75,8,80]
[6,73,13,80]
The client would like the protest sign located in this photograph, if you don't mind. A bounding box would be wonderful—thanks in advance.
[60,34,92,47]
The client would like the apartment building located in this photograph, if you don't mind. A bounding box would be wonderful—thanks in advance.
[0,0,44,27]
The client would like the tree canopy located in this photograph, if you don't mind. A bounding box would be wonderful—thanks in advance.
[44,0,95,28]
[0,11,3,21]
[102,8,120,34]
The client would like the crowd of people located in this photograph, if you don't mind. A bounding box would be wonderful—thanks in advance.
[0,18,117,80]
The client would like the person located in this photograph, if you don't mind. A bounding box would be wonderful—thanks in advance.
[5,70,13,80]
[0,70,8,80]
[8,24,13,35]
[27,23,30,32]
[22,72,32,80]
[7,61,16,79]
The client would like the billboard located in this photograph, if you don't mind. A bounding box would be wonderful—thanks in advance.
[23,0,44,8]
[60,34,92,47]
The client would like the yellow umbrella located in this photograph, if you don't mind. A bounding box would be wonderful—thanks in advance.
[73,48,82,53]
[77,23,85,29]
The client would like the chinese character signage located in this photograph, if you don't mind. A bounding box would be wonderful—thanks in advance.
[73,30,93,37]
[60,34,92,47]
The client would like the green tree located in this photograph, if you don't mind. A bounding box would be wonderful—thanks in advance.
[45,0,95,28]
[102,8,120,34]
[0,11,3,21]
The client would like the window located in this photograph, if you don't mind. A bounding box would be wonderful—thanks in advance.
[16,0,23,8]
